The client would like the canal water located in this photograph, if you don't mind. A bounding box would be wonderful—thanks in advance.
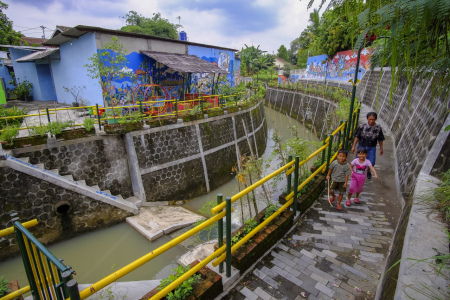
[0,105,319,289]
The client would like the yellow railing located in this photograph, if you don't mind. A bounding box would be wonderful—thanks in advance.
[79,104,360,300]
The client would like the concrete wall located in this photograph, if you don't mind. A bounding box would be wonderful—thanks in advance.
[0,164,132,261]
[36,64,56,100]
[288,70,450,195]
[0,62,14,91]
[265,87,339,139]
[9,48,42,100]
[130,100,267,202]
[50,32,103,106]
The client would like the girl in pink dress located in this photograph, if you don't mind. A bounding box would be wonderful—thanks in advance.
[347,148,378,206]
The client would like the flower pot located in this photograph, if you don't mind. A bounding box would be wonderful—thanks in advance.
[56,128,95,140]
[1,135,47,150]
[145,116,176,128]
[104,122,143,134]
[72,102,80,107]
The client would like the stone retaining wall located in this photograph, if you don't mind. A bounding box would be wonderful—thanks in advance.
[265,87,339,139]
[128,101,267,202]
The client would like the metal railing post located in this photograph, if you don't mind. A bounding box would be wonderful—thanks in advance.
[217,194,224,274]
[225,197,232,277]
[66,279,81,300]
[326,134,333,172]
[139,100,143,123]
[61,270,74,299]
[321,134,327,165]
[96,104,102,131]
[293,156,299,216]
[342,121,348,149]
[337,121,343,150]
[46,108,51,123]
[200,95,204,114]
[287,155,292,211]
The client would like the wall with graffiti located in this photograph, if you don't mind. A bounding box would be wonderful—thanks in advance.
[100,45,238,106]
[187,45,236,94]
[305,48,373,81]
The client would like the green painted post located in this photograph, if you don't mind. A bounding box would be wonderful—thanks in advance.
[347,46,363,149]
[61,270,74,299]
[66,279,81,300]
[225,197,232,277]
[321,134,327,165]
[293,156,299,216]
[46,108,51,123]
[14,221,39,299]
[96,104,102,131]
[342,121,347,150]
[287,155,292,211]
[337,121,343,150]
[217,194,224,274]
[326,134,333,172]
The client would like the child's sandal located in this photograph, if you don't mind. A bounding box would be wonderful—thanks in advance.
[346,200,351,206]
[329,195,337,203]
[336,205,342,211]
[354,198,360,204]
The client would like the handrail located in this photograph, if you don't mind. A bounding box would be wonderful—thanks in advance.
[79,209,230,299]
[0,219,38,238]
[0,286,31,300]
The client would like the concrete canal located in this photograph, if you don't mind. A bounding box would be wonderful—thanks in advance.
[0,105,319,288]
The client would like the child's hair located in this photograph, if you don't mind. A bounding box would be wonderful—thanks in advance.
[338,149,348,156]
[357,148,368,155]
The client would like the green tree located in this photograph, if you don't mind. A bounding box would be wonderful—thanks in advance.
[283,63,292,79]
[84,36,133,106]
[120,11,181,39]
[277,45,289,62]
[238,44,266,75]
[0,1,23,46]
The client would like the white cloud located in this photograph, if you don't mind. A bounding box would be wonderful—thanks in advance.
[8,0,325,54]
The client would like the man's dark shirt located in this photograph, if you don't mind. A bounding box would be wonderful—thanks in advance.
[355,123,385,147]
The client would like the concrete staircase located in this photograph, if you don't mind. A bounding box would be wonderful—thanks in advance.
[3,154,141,214]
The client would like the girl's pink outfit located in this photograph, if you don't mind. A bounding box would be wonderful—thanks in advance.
[348,158,372,194]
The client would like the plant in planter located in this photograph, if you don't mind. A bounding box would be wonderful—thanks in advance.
[0,125,19,146]
[156,265,201,300]
[83,118,95,132]
[63,86,86,107]
[14,80,33,101]
[0,276,10,297]
[0,106,27,129]
[47,120,74,137]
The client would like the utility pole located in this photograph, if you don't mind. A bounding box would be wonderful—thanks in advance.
[176,16,181,34]
[40,25,47,49]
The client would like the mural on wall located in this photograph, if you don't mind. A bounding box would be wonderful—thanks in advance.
[305,48,373,81]
[233,59,241,85]
[101,47,237,106]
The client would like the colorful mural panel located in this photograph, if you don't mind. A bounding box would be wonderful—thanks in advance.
[304,48,373,81]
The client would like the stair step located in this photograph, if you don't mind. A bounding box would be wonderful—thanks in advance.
[102,190,112,195]
[76,180,86,186]
[17,157,30,163]
[49,169,59,174]
[35,163,45,169]
[125,196,142,207]
[62,175,74,181]
[89,185,101,191]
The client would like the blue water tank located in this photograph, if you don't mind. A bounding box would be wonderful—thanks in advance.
[179,31,187,41]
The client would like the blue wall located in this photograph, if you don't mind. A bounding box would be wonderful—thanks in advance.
[36,64,56,100]
[0,62,14,91]
[188,45,236,93]
[50,33,103,106]
[10,48,42,100]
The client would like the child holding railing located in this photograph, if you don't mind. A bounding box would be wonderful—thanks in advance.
[347,148,379,206]
[326,149,352,211]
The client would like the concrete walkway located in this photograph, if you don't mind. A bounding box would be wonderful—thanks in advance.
[222,110,402,299]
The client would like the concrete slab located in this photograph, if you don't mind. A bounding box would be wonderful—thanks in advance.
[126,206,204,241]
[178,240,217,266]
[207,262,240,291]
[78,280,161,300]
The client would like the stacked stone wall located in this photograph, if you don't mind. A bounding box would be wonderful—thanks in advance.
[0,166,131,261]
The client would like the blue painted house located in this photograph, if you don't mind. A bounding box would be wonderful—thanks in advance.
[4,25,240,106]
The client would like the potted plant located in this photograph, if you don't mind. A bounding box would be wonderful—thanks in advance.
[104,110,143,134]
[63,86,86,107]
[0,125,19,147]
[15,80,33,101]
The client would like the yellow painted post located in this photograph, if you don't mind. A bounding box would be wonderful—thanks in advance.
[225,197,232,277]
[217,194,224,274]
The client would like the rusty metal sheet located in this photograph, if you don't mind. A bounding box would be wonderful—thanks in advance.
[141,51,228,74]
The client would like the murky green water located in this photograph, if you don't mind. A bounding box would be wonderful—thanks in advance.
[0,105,318,288]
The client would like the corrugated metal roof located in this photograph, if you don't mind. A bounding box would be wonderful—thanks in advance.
[15,48,59,62]
[141,51,228,74]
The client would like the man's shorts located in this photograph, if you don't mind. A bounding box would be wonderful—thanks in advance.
[331,181,346,194]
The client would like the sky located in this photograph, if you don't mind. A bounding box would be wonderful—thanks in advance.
[5,0,325,54]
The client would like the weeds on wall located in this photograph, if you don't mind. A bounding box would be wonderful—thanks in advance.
[157,264,201,300]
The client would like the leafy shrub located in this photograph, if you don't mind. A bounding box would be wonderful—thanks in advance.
[83,118,95,131]
[15,80,33,100]
[157,265,201,300]
[0,106,27,129]
[0,276,10,297]
[47,120,74,136]
[264,202,278,221]
[0,125,19,145]
[118,111,143,124]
